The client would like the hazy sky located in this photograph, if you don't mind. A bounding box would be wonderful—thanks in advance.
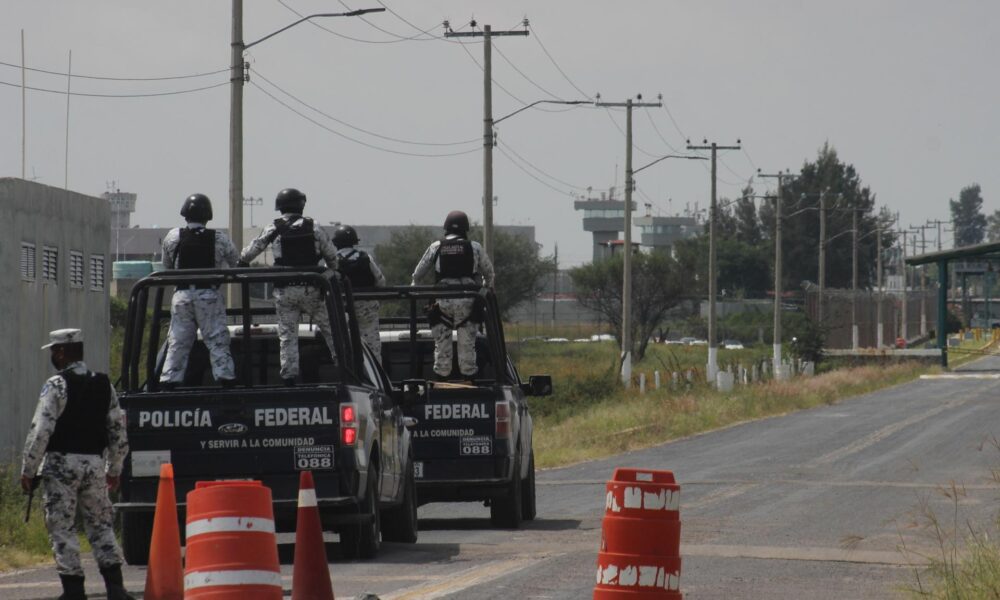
[2,1,996,265]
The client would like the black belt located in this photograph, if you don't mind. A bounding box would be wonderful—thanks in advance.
[176,284,220,291]
[273,281,315,289]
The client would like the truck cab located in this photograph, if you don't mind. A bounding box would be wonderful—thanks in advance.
[357,285,552,529]
[115,267,417,563]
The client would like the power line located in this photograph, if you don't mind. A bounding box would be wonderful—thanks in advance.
[498,140,589,190]
[249,80,479,158]
[275,0,444,44]
[643,107,683,153]
[530,27,593,100]
[250,67,479,147]
[496,144,575,197]
[0,78,228,98]
[455,37,569,113]
[0,59,228,81]
[492,43,565,101]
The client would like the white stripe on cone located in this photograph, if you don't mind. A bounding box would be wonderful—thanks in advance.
[298,487,318,508]
[184,569,283,589]
[185,516,275,538]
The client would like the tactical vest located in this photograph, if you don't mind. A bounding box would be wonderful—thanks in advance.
[435,237,475,281]
[273,217,320,267]
[46,370,110,455]
[176,228,216,269]
[337,249,377,288]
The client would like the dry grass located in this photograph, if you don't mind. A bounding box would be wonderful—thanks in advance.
[533,361,927,468]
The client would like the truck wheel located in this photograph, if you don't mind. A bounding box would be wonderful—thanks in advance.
[521,451,537,521]
[382,463,418,543]
[121,512,154,566]
[340,471,381,559]
[490,453,523,529]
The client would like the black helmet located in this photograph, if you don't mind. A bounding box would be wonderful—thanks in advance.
[332,225,359,249]
[275,188,307,213]
[180,193,213,222]
[443,210,470,234]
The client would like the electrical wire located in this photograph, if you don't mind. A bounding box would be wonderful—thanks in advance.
[643,107,683,153]
[275,0,447,44]
[496,145,575,197]
[530,27,593,100]
[602,108,659,159]
[492,44,565,102]
[0,60,228,81]
[498,140,590,191]
[250,67,479,147]
[456,40,567,113]
[250,80,479,158]
[0,78,228,98]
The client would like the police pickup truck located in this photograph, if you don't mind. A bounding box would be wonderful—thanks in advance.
[356,285,552,528]
[115,267,417,563]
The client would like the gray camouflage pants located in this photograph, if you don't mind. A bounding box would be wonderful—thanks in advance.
[356,300,381,361]
[41,453,123,576]
[433,297,478,377]
[161,289,235,383]
[274,286,336,379]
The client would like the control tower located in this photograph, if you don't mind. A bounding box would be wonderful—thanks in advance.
[103,189,137,230]
[574,187,636,262]
[634,214,700,254]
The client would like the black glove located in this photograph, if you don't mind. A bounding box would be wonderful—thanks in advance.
[237,260,250,268]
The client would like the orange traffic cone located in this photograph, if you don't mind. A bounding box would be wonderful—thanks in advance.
[143,463,184,600]
[292,471,335,600]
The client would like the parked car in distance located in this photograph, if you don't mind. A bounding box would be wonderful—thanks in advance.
[723,340,745,350]
[678,337,697,345]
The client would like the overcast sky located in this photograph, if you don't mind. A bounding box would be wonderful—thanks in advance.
[2,1,996,265]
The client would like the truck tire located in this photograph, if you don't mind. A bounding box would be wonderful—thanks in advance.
[121,512,154,566]
[340,471,381,559]
[522,450,537,521]
[490,453,523,529]
[382,463,418,543]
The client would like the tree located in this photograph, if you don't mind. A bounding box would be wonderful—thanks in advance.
[987,209,1000,243]
[373,224,554,319]
[952,184,987,247]
[757,143,893,290]
[570,252,690,360]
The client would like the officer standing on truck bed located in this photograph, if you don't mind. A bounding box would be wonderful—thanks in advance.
[241,188,339,384]
[160,194,240,388]
[411,210,495,379]
[21,329,135,600]
[333,224,387,361]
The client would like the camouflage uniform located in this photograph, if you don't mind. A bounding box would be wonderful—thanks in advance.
[242,214,340,379]
[335,246,386,360]
[160,224,240,384]
[412,236,495,378]
[21,362,129,577]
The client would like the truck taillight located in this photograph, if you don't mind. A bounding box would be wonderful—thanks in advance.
[341,403,358,447]
[495,401,511,440]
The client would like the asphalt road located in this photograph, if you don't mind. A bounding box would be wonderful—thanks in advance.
[5,356,1000,599]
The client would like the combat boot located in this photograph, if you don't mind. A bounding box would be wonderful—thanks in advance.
[57,574,86,600]
[99,564,136,600]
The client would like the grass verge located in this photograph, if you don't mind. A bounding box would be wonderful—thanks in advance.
[0,465,52,571]
[533,361,929,468]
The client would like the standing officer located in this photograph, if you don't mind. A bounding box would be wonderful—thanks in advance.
[159,194,240,388]
[411,210,495,379]
[21,329,134,600]
[333,225,386,361]
[241,188,339,384]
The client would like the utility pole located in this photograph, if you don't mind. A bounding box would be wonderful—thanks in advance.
[876,224,884,348]
[758,169,796,378]
[64,50,71,190]
[910,224,933,336]
[243,196,263,228]
[686,139,741,385]
[852,207,860,349]
[21,29,26,180]
[552,244,559,327]
[445,20,529,262]
[900,229,909,342]
[818,189,828,325]
[229,0,245,308]
[595,95,663,386]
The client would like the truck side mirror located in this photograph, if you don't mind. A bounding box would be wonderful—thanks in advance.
[526,375,553,396]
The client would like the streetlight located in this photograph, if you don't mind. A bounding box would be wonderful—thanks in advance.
[228,4,385,271]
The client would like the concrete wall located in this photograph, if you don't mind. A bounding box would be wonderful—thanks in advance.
[0,178,110,461]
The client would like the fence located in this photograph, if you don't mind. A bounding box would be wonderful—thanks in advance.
[805,289,937,349]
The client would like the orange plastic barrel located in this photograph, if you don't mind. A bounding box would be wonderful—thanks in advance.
[594,468,682,599]
[184,480,282,599]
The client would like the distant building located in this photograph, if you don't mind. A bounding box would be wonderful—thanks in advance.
[104,189,137,230]
[634,215,700,255]
[574,189,633,262]
[1,178,110,459]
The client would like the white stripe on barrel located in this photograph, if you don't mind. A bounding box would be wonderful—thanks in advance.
[184,569,283,589]
[298,487,318,508]
[186,517,275,539]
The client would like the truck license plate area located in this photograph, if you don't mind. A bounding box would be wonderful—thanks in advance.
[460,435,493,457]
[294,445,334,470]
